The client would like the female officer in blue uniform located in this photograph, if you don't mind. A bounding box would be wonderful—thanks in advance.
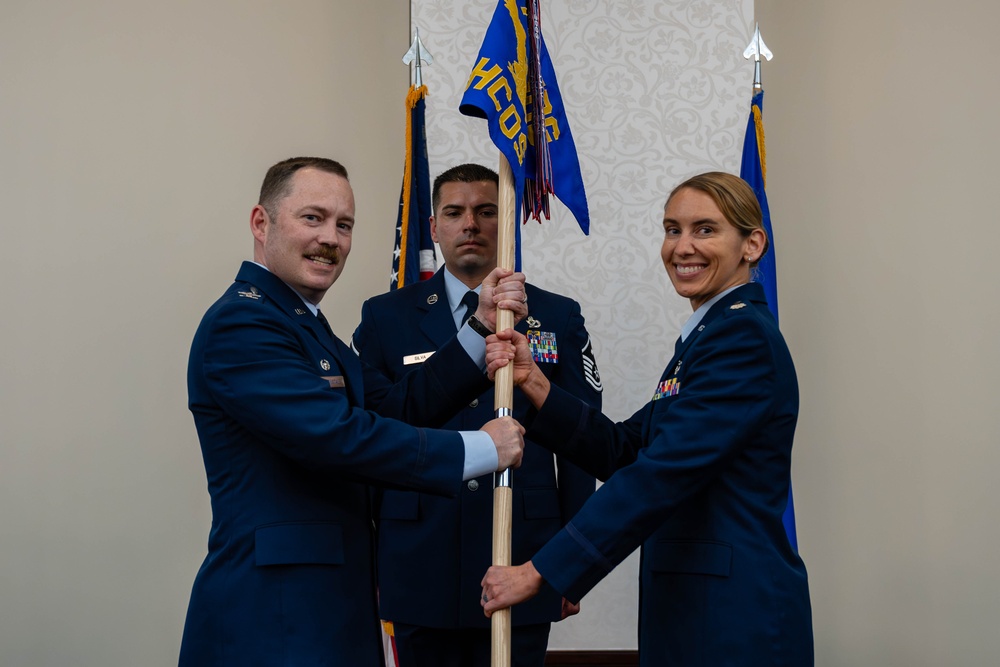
[480,172,813,666]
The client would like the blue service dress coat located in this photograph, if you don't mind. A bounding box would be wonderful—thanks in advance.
[351,269,601,629]
[525,283,813,666]
[179,262,491,667]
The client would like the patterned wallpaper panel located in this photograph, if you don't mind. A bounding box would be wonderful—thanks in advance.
[412,0,754,649]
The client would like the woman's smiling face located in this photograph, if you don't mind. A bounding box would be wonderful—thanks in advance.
[661,187,764,310]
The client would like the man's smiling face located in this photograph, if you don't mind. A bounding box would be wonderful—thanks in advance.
[251,167,356,304]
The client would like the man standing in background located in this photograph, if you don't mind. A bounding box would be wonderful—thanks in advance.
[353,163,602,667]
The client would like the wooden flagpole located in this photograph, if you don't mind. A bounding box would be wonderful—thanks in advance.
[491,153,517,667]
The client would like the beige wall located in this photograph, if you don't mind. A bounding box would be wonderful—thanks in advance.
[757,1,1000,664]
[0,2,408,665]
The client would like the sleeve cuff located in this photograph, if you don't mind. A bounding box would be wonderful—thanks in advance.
[460,430,497,480]
[457,324,488,372]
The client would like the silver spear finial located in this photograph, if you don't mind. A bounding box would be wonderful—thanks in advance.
[402,27,433,87]
[743,23,772,90]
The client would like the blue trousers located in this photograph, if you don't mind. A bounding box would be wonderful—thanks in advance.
[391,622,551,667]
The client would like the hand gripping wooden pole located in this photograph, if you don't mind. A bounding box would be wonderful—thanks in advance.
[491,153,517,667]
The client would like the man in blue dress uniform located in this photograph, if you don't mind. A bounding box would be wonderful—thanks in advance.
[352,164,602,667]
[179,157,529,667]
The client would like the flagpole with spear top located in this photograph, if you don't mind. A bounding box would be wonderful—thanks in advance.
[741,24,798,550]
[390,28,436,293]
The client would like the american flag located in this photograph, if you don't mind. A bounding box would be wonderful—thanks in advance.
[390,84,436,289]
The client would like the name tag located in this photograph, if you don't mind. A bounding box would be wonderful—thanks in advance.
[403,351,435,365]
[322,375,346,388]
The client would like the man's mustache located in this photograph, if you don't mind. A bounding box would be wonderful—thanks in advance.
[307,247,341,263]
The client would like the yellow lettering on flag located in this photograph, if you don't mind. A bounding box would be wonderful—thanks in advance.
[498,105,521,139]
[467,57,503,92]
[487,75,514,114]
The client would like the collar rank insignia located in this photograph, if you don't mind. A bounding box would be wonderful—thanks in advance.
[294,308,306,315]
[730,302,746,310]
[652,377,680,400]
[526,316,541,328]
[237,286,262,300]
[427,294,439,305]
[526,330,558,364]
[320,359,331,371]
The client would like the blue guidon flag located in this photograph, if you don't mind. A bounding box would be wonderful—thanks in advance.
[460,0,589,267]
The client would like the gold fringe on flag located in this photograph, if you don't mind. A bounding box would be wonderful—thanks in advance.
[397,84,428,289]
[752,102,767,188]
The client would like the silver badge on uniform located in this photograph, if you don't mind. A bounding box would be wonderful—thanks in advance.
[237,286,262,300]
[294,308,306,315]
[526,316,541,328]
[320,359,331,371]
[427,294,439,305]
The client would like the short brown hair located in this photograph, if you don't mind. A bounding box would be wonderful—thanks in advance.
[666,171,769,266]
[432,163,499,213]
[258,157,349,219]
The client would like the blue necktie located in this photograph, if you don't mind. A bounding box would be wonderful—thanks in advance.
[460,290,479,330]
[316,309,335,339]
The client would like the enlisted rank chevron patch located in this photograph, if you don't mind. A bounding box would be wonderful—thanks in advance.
[581,336,602,392]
